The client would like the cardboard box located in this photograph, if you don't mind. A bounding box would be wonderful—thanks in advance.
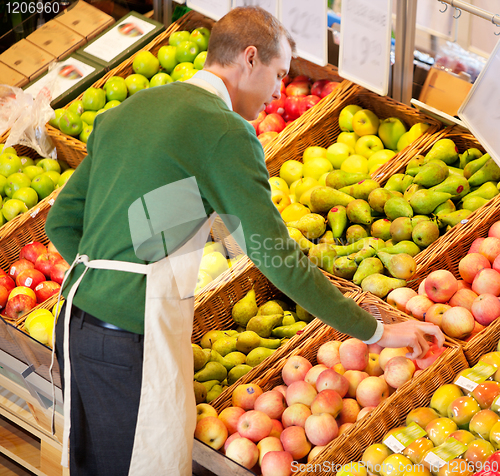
[76,11,164,71]
[0,62,29,88]
[54,0,114,41]
[0,40,55,82]
[24,54,105,109]
[419,67,473,117]
[27,21,86,61]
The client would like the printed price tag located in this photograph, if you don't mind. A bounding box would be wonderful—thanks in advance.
[425,437,468,468]
[455,362,497,393]
[383,435,405,453]
[339,0,392,96]
[186,0,231,20]
[232,0,278,16]
[459,38,500,164]
[279,0,327,66]
[424,451,447,470]
[455,375,478,392]
[382,422,426,453]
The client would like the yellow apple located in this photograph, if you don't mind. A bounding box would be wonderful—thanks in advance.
[303,146,327,162]
[203,241,225,256]
[199,252,229,280]
[341,154,369,174]
[281,203,311,223]
[302,157,333,181]
[271,189,292,213]
[269,176,289,193]
[195,270,213,294]
[280,160,303,186]
[294,177,319,202]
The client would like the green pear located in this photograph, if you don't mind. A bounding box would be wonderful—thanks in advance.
[459,148,483,169]
[448,166,464,176]
[424,139,459,165]
[211,336,238,357]
[206,384,224,403]
[437,209,472,228]
[464,154,490,179]
[405,166,422,177]
[193,381,207,404]
[209,349,234,371]
[433,199,456,215]
[348,246,378,264]
[282,311,298,326]
[412,221,440,248]
[413,160,449,187]
[384,196,413,220]
[346,224,370,243]
[193,346,210,371]
[403,183,424,202]
[288,227,315,254]
[287,214,326,239]
[384,174,406,192]
[378,251,416,280]
[271,321,308,338]
[390,191,404,198]
[310,186,355,213]
[353,257,384,285]
[235,331,281,354]
[194,361,227,382]
[368,188,393,213]
[327,206,348,238]
[231,287,258,326]
[401,175,414,192]
[257,301,284,316]
[468,158,500,187]
[319,230,337,245]
[224,351,247,368]
[465,182,499,200]
[462,196,489,212]
[333,256,358,279]
[390,217,413,243]
[332,237,380,256]
[406,155,426,171]
[201,380,221,392]
[378,240,421,257]
[308,243,337,274]
[361,273,406,298]
[200,330,236,349]
[411,215,431,227]
[409,190,452,215]
[274,300,290,312]
[325,170,370,189]
[246,314,283,338]
[227,364,253,385]
[346,199,372,225]
[371,218,392,240]
[339,179,381,200]
[245,347,276,367]
[296,305,313,323]
[430,175,470,200]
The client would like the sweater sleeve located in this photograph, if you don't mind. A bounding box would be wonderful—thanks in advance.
[197,126,379,341]
[44,141,92,264]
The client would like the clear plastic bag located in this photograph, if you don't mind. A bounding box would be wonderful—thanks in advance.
[0,84,57,159]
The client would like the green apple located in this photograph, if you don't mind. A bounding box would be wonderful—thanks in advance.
[397,131,413,152]
[150,73,173,87]
[0,176,7,196]
[103,76,128,102]
[79,125,93,144]
[31,174,55,199]
[409,122,431,138]
[337,131,360,151]
[190,27,210,51]
[352,109,380,136]
[38,158,61,174]
[12,187,38,209]
[368,149,396,174]
[355,134,384,159]
[378,117,407,150]
[23,165,44,180]
[59,110,84,136]
[157,45,178,73]
[338,104,362,132]
[341,154,369,174]
[0,210,5,227]
[68,100,84,116]
[194,270,213,294]
[4,172,31,198]
[81,110,97,126]
[171,62,195,82]
[0,153,22,177]
[199,251,229,279]
[58,169,75,188]
[132,51,160,79]
[0,145,16,155]
[43,171,60,187]
[193,51,207,70]
[48,109,65,128]
[169,31,191,46]
[175,41,200,63]
[19,157,34,168]
[2,198,28,221]
[104,100,121,109]
[124,74,149,96]
[82,87,106,111]
[96,108,107,116]
[302,157,333,180]
[279,160,303,186]
[179,69,197,81]
[326,142,353,168]
[294,177,319,202]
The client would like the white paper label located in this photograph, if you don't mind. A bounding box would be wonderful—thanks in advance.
[9,267,15,276]
[25,277,32,287]
[186,0,231,20]
[383,435,405,454]
[35,284,43,291]
[339,0,393,96]
[83,17,156,63]
[424,451,447,470]
[232,0,278,16]
[279,0,327,66]
[455,375,479,392]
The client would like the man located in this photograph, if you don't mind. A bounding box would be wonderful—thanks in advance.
[46,6,443,476]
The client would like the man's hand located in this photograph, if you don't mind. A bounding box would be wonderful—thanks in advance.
[376,321,445,360]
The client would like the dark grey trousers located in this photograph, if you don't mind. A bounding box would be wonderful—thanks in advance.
[55,303,144,475]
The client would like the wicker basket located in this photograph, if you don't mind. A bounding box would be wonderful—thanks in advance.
[290,343,468,476]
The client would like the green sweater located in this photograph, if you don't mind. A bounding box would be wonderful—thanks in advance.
[45,82,377,339]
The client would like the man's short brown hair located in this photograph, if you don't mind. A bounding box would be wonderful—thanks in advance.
[205,7,296,67]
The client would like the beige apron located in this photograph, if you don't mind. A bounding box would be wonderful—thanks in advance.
[57,215,216,475]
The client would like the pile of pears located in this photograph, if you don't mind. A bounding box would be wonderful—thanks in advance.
[281,138,500,299]
[192,288,314,404]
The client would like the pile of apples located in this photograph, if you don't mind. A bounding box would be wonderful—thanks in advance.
[49,27,211,143]
[193,335,445,475]
[0,241,68,326]
[23,300,64,348]
[0,144,74,223]
[389,220,500,341]
[249,76,340,147]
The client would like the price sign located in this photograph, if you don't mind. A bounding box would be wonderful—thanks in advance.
[186,0,231,20]
[232,0,278,16]
[459,37,500,165]
[339,0,392,96]
[279,0,328,66]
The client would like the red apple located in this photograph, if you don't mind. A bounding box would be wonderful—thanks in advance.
[493,254,500,274]
[425,303,451,327]
[236,410,272,442]
[425,270,458,303]
[469,238,485,254]
[457,280,472,290]
[0,275,15,293]
[258,131,279,147]
[35,252,63,278]
[225,437,259,469]
[472,268,500,296]
[418,279,427,296]
[441,306,475,339]
[282,356,312,386]
[479,237,500,263]
[16,269,46,291]
[254,391,286,420]
[249,110,266,133]
[269,419,284,438]
[356,376,389,407]
[344,370,369,398]
[50,261,70,285]
[265,95,286,115]
[261,450,293,476]
[415,344,446,370]
[319,81,340,98]
[449,288,479,311]
[459,253,491,283]
[310,389,343,417]
[305,413,338,446]
[304,364,329,390]
[34,281,61,303]
[285,81,309,97]
[0,285,8,310]
[285,380,317,407]
[471,294,500,326]
[9,259,35,281]
[405,295,434,320]
[298,95,320,116]
[223,432,241,452]
[387,287,418,312]
[284,96,304,121]
[384,356,416,388]
[232,384,263,410]
[315,369,349,397]
[281,403,311,428]
[337,398,361,425]
[257,436,283,467]
[219,407,245,435]
[316,341,341,367]
[280,426,311,460]
[310,79,330,97]
[19,242,47,264]
[4,293,37,319]
[46,242,59,254]
[339,338,369,371]
[258,113,286,135]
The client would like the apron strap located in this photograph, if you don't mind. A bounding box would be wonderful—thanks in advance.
[80,255,149,275]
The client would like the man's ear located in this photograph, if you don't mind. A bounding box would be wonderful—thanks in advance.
[243,45,258,69]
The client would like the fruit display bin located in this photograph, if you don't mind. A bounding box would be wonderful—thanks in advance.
[408,187,500,366]
[290,342,468,476]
